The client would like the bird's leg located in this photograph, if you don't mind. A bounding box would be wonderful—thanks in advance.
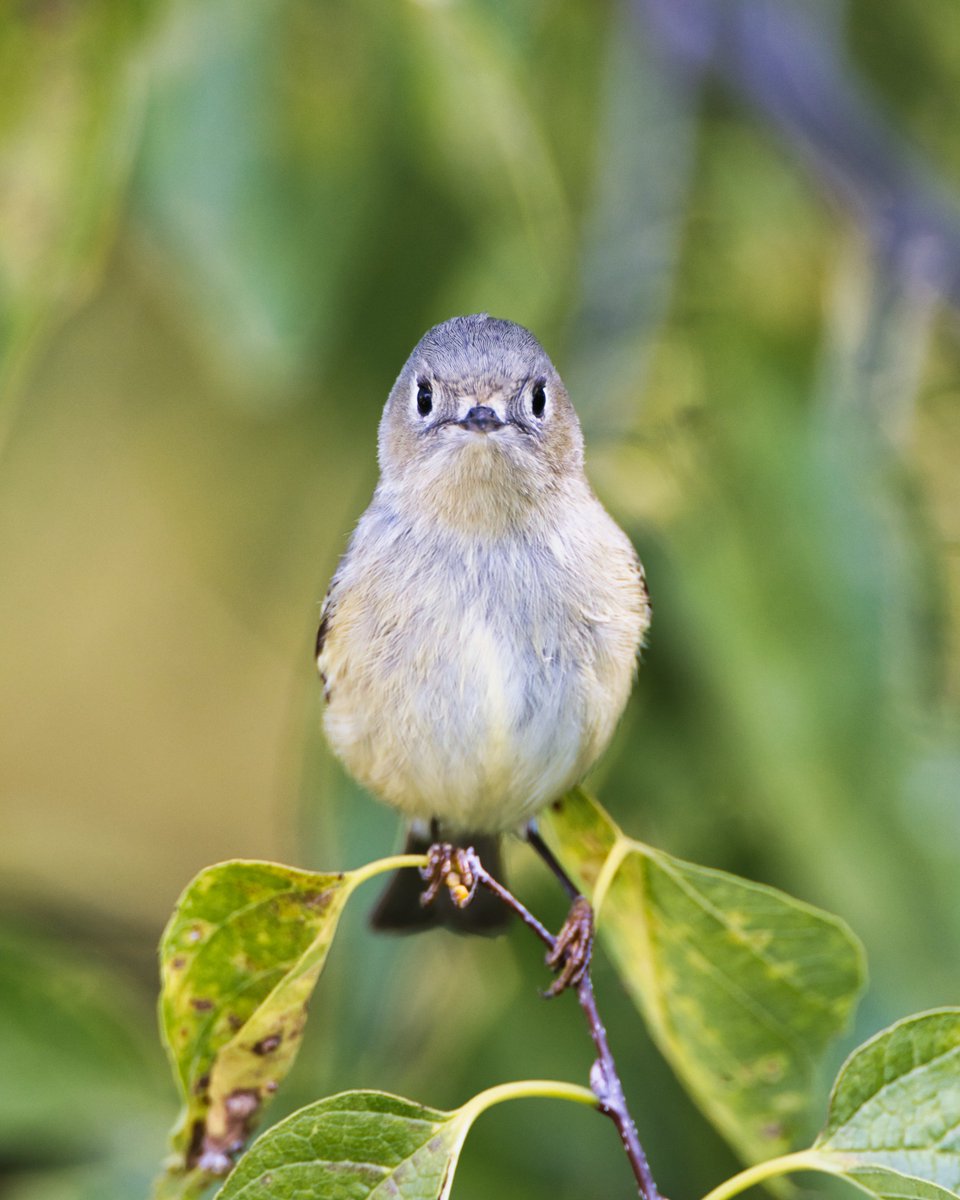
[419,842,479,910]
[526,822,594,997]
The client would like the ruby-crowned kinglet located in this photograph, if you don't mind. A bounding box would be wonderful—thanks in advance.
[317,315,650,932]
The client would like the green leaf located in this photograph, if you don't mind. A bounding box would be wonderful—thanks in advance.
[218,1091,466,1200]
[0,925,159,1145]
[398,1,573,328]
[838,1167,959,1200]
[814,1009,960,1193]
[540,789,866,1164]
[156,855,421,1196]
[0,922,166,1200]
[700,1010,960,1200]
[133,0,380,406]
[567,5,695,438]
[0,1,150,422]
[217,1082,597,1200]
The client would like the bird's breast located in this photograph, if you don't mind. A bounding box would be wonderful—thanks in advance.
[322,518,635,832]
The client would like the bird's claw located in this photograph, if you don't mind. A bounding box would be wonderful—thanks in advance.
[544,896,594,998]
[420,843,479,910]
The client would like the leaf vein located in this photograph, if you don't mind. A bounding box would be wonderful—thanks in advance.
[825,1043,960,1139]
[655,857,850,1017]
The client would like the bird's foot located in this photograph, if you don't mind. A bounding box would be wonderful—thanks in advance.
[544,896,594,998]
[420,843,479,910]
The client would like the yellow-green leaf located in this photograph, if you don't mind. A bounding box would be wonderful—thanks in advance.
[540,789,865,1164]
[155,855,420,1198]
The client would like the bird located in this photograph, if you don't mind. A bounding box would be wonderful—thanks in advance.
[316,314,650,934]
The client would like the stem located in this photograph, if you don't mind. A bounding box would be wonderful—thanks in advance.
[577,971,660,1200]
[349,853,428,889]
[467,1078,599,1116]
[475,865,556,949]
[469,855,661,1200]
[699,1150,828,1200]
[590,838,632,926]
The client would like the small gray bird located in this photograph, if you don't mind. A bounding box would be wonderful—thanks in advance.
[316,315,650,932]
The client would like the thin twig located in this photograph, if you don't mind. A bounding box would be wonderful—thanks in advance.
[464,852,661,1200]
[577,971,661,1200]
[474,865,556,949]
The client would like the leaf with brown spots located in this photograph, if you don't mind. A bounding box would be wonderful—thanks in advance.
[540,789,866,1166]
[154,856,421,1198]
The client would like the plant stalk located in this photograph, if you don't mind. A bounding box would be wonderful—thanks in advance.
[698,1150,826,1200]
[577,970,661,1200]
[472,858,661,1200]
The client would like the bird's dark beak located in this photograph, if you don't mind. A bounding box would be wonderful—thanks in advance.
[458,405,504,434]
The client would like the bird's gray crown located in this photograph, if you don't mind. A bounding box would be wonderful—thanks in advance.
[409,314,555,388]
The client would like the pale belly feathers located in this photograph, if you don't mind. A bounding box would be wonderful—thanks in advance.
[320,507,643,833]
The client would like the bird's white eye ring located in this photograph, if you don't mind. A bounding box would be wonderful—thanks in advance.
[415,379,433,416]
[531,379,547,419]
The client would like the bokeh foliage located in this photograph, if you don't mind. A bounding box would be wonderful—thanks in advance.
[1,1,958,1198]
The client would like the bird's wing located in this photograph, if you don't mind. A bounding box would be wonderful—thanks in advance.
[315,572,341,701]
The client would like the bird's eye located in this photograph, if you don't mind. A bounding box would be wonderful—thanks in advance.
[416,380,433,416]
[531,380,547,419]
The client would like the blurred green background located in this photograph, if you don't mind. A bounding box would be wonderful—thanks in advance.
[1,1,959,1197]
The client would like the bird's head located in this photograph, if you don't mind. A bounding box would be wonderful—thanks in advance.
[377,315,584,528]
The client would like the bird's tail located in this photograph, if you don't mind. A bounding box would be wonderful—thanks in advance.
[370,828,512,935]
